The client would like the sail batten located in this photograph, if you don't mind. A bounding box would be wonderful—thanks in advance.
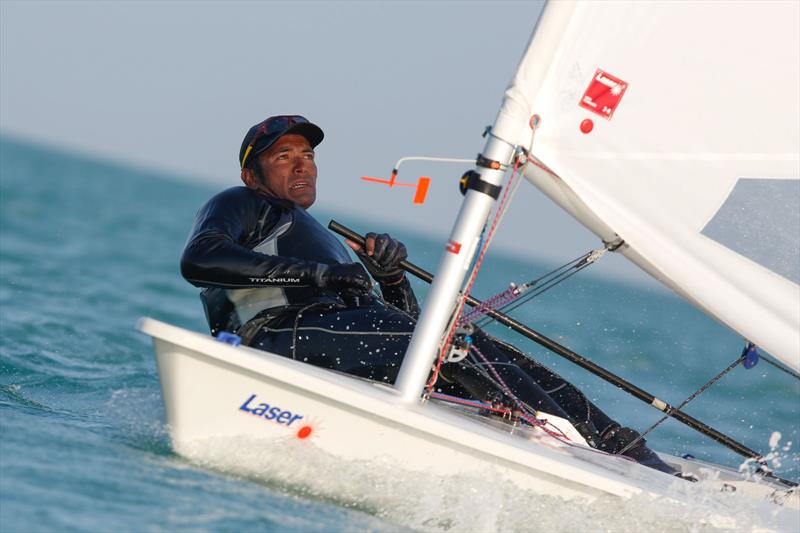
[501,1,800,370]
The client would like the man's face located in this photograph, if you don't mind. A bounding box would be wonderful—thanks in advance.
[244,134,318,208]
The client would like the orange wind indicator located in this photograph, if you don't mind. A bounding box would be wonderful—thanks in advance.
[361,171,431,205]
[413,177,430,204]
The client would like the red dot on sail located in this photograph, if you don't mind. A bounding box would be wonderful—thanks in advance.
[297,426,313,439]
[580,119,594,134]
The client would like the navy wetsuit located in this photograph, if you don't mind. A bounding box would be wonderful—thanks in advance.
[181,186,677,474]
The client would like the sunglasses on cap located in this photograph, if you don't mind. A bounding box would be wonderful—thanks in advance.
[240,115,313,170]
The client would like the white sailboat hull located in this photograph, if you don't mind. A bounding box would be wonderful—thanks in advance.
[139,317,797,515]
[143,318,651,500]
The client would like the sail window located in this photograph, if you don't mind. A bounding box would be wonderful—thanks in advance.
[702,178,800,284]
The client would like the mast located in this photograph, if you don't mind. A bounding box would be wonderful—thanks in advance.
[394,136,515,403]
[392,3,568,403]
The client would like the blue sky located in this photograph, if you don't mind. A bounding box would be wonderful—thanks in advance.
[1,0,658,287]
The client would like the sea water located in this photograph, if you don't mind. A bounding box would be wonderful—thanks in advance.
[1,136,798,532]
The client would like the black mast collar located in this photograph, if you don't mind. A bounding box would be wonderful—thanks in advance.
[459,170,502,199]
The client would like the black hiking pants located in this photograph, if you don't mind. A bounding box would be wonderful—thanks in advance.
[247,303,615,434]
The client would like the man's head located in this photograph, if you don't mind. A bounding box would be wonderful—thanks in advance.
[239,115,324,208]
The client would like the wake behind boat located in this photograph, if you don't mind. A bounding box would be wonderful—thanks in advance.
[139,0,799,527]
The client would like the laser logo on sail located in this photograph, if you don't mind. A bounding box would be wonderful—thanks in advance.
[579,68,628,120]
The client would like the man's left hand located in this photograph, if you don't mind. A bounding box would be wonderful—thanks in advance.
[346,232,407,285]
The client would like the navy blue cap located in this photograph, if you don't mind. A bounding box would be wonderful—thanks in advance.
[239,115,324,169]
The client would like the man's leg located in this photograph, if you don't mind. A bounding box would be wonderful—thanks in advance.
[250,306,568,420]
[248,304,415,383]
[439,330,575,421]
[492,338,679,475]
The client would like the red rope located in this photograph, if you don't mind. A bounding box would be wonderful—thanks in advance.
[425,157,523,392]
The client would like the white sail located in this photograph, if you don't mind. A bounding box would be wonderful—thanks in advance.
[492,1,800,371]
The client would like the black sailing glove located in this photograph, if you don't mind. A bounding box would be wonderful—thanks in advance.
[318,262,373,296]
[356,233,407,285]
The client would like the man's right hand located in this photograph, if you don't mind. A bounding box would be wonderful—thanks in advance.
[319,263,373,295]
[345,232,407,285]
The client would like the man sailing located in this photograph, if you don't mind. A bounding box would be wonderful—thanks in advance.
[180,114,678,475]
